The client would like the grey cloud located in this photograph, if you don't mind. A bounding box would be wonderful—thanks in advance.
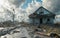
[8,0,25,7]
[43,0,60,14]
[0,0,26,22]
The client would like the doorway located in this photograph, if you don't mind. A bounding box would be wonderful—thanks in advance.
[40,18,43,24]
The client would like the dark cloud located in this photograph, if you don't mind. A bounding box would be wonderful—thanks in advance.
[8,0,25,7]
[43,0,60,14]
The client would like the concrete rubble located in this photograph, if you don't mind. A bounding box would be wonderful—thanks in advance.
[0,27,32,38]
[0,25,54,38]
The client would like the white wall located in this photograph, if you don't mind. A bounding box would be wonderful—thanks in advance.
[54,15,60,23]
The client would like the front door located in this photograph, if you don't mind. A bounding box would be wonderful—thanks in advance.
[40,18,43,24]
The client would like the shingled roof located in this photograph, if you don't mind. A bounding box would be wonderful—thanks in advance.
[29,6,55,18]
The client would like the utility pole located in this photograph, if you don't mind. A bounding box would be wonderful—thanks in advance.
[12,9,15,26]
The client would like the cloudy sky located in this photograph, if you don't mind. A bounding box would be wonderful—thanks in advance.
[0,0,60,22]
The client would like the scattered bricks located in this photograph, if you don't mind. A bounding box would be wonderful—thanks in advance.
[35,36,41,38]
[21,37,27,38]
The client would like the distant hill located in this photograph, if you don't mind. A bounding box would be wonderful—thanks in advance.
[0,20,20,27]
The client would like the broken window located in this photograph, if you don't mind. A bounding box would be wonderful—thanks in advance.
[47,18,50,21]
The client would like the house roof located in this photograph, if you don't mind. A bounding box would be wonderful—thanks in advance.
[29,6,55,18]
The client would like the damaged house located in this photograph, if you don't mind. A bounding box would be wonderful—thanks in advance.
[29,6,55,25]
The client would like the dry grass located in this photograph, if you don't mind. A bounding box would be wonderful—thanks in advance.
[40,24,60,34]
[21,23,60,34]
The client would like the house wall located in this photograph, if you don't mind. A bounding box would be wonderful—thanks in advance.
[29,18,40,25]
[29,17,54,25]
[43,18,47,24]
[34,18,40,25]
[49,17,54,24]
[43,17,54,24]
[29,18,33,24]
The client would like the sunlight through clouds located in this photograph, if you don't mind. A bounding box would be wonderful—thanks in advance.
[0,0,25,22]
[26,0,41,15]
[0,0,60,22]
